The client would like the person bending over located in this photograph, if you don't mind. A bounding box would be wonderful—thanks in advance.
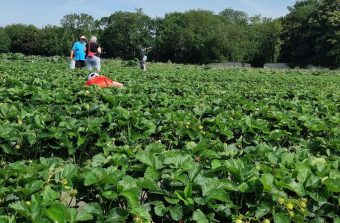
[85,73,123,88]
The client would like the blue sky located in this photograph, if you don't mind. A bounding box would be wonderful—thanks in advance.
[0,0,296,27]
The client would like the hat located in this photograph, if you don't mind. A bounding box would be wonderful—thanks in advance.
[88,72,99,80]
[80,35,86,40]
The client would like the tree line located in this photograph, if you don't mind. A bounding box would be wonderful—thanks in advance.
[0,0,338,68]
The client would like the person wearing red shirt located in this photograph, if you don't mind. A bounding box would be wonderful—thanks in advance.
[85,73,123,88]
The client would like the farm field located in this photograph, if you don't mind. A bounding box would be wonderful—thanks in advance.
[0,58,339,223]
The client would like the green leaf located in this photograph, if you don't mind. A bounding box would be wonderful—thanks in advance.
[192,209,209,223]
[221,127,234,139]
[197,176,230,202]
[31,194,43,221]
[188,163,202,182]
[83,169,104,186]
[284,180,305,196]
[260,173,275,191]
[186,141,197,150]
[305,174,320,189]
[91,154,107,167]
[102,191,118,200]
[164,196,180,204]
[25,180,45,195]
[9,201,28,214]
[67,208,77,223]
[131,205,151,221]
[83,203,102,216]
[211,159,222,169]
[164,152,192,170]
[46,203,67,223]
[136,150,164,172]
[145,142,166,153]
[137,178,162,194]
[225,159,244,178]
[120,188,140,208]
[61,164,77,179]
[255,203,270,218]
[169,205,183,221]
[26,131,37,145]
[238,182,249,192]
[77,135,86,147]
[184,183,192,199]
[297,167,311,184]
[193,107,203,116]
[307,191,327,202]
[310,157,326,166]
[42,186,60,202]
[0,216,9,222]
[76,210,93,221]
[324,178,340,192]
[273,212,290,223]
[153,201,167,217]
[174,191,186,204]
[144,166,160,180]
[104,208,128,223]
[118,176,138,190]
[136,151,154,167]
[205,189,229,203]
[141,119,156,136]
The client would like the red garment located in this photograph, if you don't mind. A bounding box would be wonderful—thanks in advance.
[85,76,113,88]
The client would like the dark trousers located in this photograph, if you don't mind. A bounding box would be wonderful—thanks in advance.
[75,60,86,68]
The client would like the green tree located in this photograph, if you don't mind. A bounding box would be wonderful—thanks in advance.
[309,0,340,67]
[100,9,154,59]
[219,8,248,24]
[60,13,98,42]
[153,12,187,63]
[280,0,320,67]
[246,17,282,66]
[179,10,229,63]
[219,12,249,62]
[37,26,71,56]
[0,28,11,53]
[4,24,40,55]
[154,10,243,64]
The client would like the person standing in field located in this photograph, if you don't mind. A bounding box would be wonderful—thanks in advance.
[86,36,102,73]
[70,35,87,69]
[140,54,147,71]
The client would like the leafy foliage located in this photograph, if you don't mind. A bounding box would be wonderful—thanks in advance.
[280,0,340,68]
[0,58,339,222]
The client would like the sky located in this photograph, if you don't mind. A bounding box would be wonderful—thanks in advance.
[0,0,296,27]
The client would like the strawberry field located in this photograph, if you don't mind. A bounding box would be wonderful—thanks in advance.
[0,57,339,223]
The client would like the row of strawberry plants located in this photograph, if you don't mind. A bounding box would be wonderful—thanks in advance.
[1,142,339,222]
[1,63,338,160]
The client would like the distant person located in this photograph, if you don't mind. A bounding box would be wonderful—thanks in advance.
[86,36,102,73]
[85,73,123,88]
[140,55,147,71]
[70,35,87,69]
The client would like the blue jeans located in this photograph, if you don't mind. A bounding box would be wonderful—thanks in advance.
[86,56,101,72]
